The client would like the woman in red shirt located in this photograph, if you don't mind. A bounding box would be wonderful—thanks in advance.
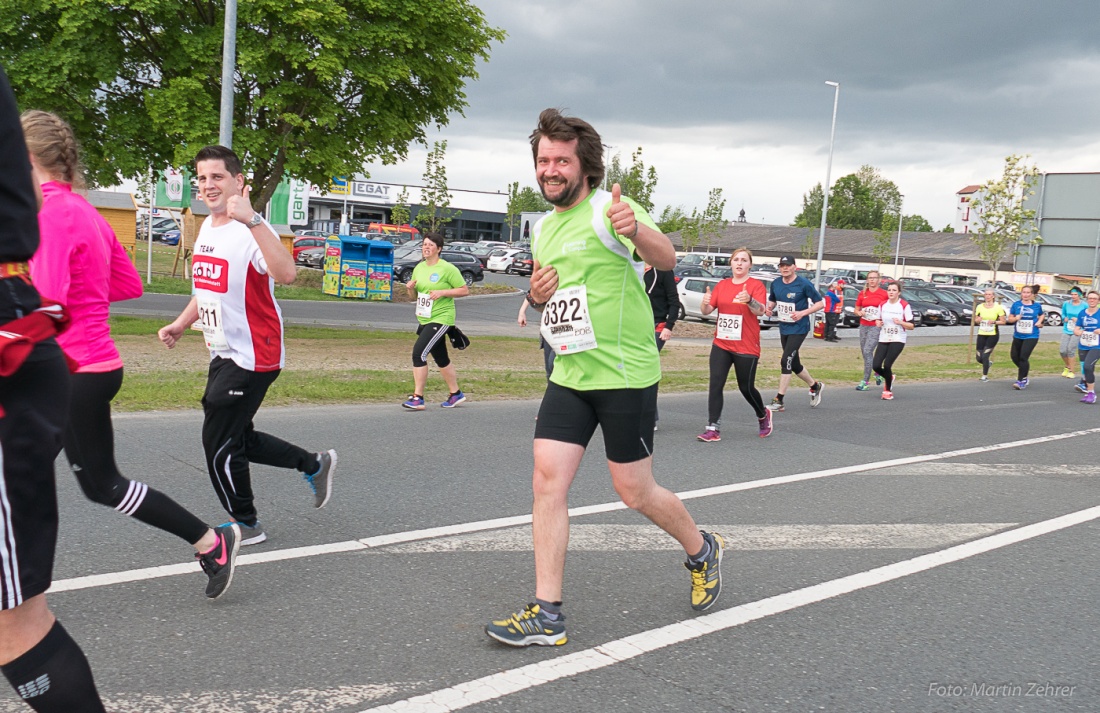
[697,247,772,441]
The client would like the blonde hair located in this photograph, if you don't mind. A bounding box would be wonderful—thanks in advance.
[731,246,753,263]
[20,110,85,189]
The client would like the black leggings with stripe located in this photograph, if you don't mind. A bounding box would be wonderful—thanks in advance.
[64,369,208,544]
[708,346,766,423]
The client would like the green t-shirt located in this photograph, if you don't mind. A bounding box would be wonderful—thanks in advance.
[412,258,464,326]
[533,188,661,390]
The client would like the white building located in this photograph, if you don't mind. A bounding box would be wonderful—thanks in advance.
[954,184,983,234]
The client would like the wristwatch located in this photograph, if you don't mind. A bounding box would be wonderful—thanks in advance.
[245,213,263,229]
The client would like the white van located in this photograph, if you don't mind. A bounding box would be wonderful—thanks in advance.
[677,251,731,269]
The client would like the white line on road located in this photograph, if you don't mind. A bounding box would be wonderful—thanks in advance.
[47,426,1100,594]
[382,523,1017,553]
[359,504,1100,713]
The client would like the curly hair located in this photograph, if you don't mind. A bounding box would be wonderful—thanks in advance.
[20,110,85,189]
[529,108,605,189]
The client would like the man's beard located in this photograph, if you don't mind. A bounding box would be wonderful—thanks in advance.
[540,176,584,208]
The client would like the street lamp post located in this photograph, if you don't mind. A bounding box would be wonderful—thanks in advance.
[893,195,904,277]
[218,0,237,148]
[815,81,840,292]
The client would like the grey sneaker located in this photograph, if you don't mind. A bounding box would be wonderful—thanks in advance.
[485,603,567,647]
[222,520,266,546]
[303,449,337,509]
[809,381,824,408]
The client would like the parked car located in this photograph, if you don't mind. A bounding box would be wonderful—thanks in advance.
[475,240,509,250]
[672,265,714,283]
[507,251,534,276]
[901,289,953,326]
[160,229,181,246]
[294,229,330,238]
[904,287,966,325]
[295,246,325,269]
[468,245,498,268]
[675,274,776,330]
[293,236,327,260]
[486,248,523,272]
[392,250,484,286]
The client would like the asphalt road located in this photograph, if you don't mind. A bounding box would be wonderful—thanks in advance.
[3,377,1096,712]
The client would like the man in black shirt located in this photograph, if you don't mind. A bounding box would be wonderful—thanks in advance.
[644,264,680,352]
[0,64,108,712]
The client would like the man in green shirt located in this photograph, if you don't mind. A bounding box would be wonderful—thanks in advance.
[485,109,724,648]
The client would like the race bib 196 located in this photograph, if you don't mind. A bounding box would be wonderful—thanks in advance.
[197,297,229,351]
[1017,319,1034,335]
[776,301,796,323]
[716,313,743,341]
[540,285,598,355]
[415,294,434,319]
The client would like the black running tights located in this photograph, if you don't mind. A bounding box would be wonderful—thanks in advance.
[872,342,905,390]
[708,346,766,423]
[1010,338,1038,380]
[975,334,999,376]
[64,369,208,545]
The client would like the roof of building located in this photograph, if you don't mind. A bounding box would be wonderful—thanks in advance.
[668,222,1012,271]
[87,190,136,211]
[956,185,982,195]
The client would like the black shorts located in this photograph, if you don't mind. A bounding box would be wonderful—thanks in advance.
[412,322,451,368]
[534,381,657,464]
[0,344,70,609]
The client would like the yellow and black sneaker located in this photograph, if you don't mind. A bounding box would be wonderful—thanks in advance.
[685,530,724,611]
[485,603,567,647]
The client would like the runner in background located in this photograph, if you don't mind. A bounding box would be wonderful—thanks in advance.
[822,280,843,342]
[518,293,555,379]
[854,271,888,390]
[0,64,108,712]
[402,232,469,410]
[764,255,825,411]
[697,247,771,441]
[644,263,680,430]
[24,111,239,599]
[1072,290,1100,404]
[1006,285,1045,390]
[973,289,1007,382]
[872,283,914,400]
[1059,287,1085,380]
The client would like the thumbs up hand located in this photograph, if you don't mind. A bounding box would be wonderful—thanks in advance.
[606,183,639,239]
[702,285,712,309]
[228,184,255,225]
[736,288,750,304]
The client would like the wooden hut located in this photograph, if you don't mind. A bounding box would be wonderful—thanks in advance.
[87,190,138,261]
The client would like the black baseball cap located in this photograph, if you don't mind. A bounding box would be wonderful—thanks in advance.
[778,255,796,266]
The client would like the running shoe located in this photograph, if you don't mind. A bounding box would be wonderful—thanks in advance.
[402,395,426,410]
[303,449,337,509]
[758,410,773,438]
[1062,368,1075,378]
[1020,378,1029,390]
[809,381,824,408]
[220,520,266,546]
[855,380,869,391]
[197,523,240,599]
[441,391,466,408]
[485,603,567,647]
[685,531,724,611]
[980,375,989,382]
[881,389,894,400]
[1074,382,1088,394]
[767,397,785,412]
[875,375,883,386]
[697,427,720,443]
[1012,380,1023,390]
[1082,392,1097,404]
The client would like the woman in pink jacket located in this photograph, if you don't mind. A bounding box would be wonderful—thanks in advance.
[23,111,239,599]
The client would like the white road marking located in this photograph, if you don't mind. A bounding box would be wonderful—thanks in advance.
[867,463,1100,477]
[0,683,405,713]
[382,524,1016,553]
[47,426,1100,595]
[359,504,1100,713]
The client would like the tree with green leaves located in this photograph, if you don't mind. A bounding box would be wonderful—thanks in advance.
[800,230,816,262]
[792,165,901,230]
[968,155,1042,282]
[699,187,727,252]
[941,223,955,233]
[0,0,504,211]
[604,147,658,213]
[656,205,690,235]
[504,181,551,240]
[390,187,411,227]
[412,141,460,233]
[873,214,899,266]
[902,215,934,232]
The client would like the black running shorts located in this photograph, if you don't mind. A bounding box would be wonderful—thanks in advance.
[534,382,657,464]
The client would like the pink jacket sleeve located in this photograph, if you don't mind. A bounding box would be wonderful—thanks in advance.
[104,218,143,302]
[28,208,76,305]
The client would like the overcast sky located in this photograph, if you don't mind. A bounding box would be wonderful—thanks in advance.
[361,0,1100,230]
